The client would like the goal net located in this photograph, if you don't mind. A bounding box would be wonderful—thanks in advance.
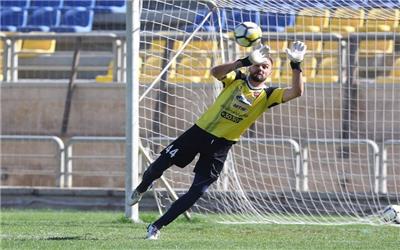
[138,0,400,224]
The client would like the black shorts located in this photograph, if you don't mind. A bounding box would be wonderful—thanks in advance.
[160,125,235,180]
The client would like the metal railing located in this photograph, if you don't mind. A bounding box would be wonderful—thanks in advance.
[1,32,125,82]
[302,139,380,193]
[381,140,400,194]
[65,136,125,188]
[0,135,65,187]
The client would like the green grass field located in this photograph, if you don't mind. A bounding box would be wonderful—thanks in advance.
[1,209,399,249]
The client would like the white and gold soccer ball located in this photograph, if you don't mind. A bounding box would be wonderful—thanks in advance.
[382,205,400,224]
[234,22,262,47]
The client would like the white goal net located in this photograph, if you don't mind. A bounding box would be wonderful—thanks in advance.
[138,0,400,224]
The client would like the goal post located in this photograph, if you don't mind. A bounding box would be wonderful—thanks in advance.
[134,0,400,224]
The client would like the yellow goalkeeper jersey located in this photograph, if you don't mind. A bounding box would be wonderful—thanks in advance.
[195,70,286,141]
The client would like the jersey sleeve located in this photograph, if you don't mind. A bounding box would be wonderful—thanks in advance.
[265,87,286,109]
[220,70,244,88]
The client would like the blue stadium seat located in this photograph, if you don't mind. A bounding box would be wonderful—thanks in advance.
[18,7,60,32]
[0,0,30,10]
[63,0,95,9]
[29,0,63,10]
[0,9,27,31]
[225,9,260,31]
[93,0,126,13]
[185,9,227,32]
[260,12,295,32]
[50,8,94,32]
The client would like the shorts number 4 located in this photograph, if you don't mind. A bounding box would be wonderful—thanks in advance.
[165,144,179,158]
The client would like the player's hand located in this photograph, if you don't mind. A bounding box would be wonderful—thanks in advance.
[248,44,271,65]
[285,41,306,63]
[239,44,271,67]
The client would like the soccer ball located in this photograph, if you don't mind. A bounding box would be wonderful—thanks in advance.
[382,205,400,224]
[234,22,262,47]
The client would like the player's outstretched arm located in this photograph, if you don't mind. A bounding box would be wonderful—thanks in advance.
[283,41,307,102]
[210,45,271,80]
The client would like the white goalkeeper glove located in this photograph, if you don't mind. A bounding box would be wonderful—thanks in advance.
[285,41,306,72]
[239,45,271,66]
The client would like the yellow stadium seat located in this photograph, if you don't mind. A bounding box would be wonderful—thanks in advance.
[323,41,341,54]
[278,57,317,84]
[18,33,56,58]
[309,57,340,83]
[170,56,212,83]
[264,40,288,54]
[304,40,323,53]
[359,39,394,55]
[286,8,330,32]
[322,8,365,33]
[267,57,282,83]
[96,58,142,83]
[358,9,400,32]
[149,39,183,53]
[184,40,218,54]
[376,57,400,84]
[140,56,175,84]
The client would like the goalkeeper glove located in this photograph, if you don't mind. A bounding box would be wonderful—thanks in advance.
[239,45,271,67]
[285,41,307,72]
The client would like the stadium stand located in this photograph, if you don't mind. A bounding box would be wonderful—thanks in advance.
[376,57,400,84]
[0,9,27,31]
[224,9,260,31]
[19,36,56,58]
[29,0,63,10]
[309,57,340,83]
[358,8,399,32]
[185,9,225,32]
[93,0,126,14]
[50,8,94,32]
[260,12,296,32]
[264,40,288,54]
[17,8,60,32]
[0,0,30,10]
[285,8,330,32]
[62,0,96,10]
[279,57,318,84]
[140,56,175,84]
[170,56,213,83]
[322,7,365,33]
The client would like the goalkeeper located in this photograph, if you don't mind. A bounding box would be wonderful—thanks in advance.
[129,41,307,240]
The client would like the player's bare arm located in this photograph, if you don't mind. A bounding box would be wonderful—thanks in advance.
[283,41,307,102]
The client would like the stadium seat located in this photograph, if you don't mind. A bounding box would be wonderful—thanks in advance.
[376,57,400,84]
[267,57,282,83]
[19,35,56,58]
[17,8,60,32]
[279,57,317,84]
[358,8,400,32]
[285,8,330,32]
[359,39,394,55]
[323,40,341,54]
[304,40,323,53]
[29,0,63,10]
[264,40,288,54]
[93,0,126,14]
[63,0,96,9]
[308,57,340,83]
[96,58,141,83]
[0,0,30,11]
[140,56,175,84]
[225,9,261,31]
[184,40,218,54]
[185,9,226,32]
[148,39,183,54]
[170,56,212,83]
[260,12,296,32]
[322,7,365,33]
[0,9,27,31]
[50,8,94,32]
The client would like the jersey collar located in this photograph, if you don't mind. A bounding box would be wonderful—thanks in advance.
[246,75,266,90]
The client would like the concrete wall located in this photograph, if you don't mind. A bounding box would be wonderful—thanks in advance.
[1,82,399,192]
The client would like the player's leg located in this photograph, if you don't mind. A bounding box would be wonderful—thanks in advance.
[147,173,216,237]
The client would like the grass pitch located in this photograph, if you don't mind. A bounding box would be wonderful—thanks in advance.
[1,209,399,249]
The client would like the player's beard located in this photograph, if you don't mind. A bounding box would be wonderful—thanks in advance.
[249,71,266,83]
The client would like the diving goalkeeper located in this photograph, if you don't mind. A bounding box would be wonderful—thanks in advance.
[128,41,307,240]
